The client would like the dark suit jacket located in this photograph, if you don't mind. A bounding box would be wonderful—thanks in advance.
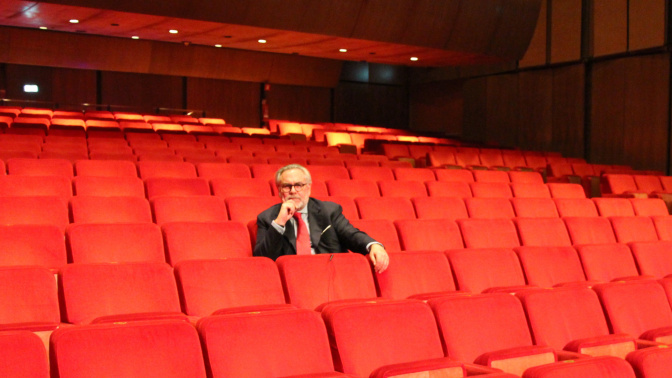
[254,198,375,261]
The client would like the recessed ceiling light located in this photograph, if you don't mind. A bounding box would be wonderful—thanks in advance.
[214,44,222,48]
[339,49,347,53]
[410,57,419,61]
[39,26,47,30]
[131,36,139,39]
[258,39,267,44]
[69,19,79,24]
[169,29,178,34]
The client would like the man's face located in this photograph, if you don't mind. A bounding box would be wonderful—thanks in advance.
[278,168,312,211]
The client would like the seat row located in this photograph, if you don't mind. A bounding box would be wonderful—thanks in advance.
[3,257,672,377]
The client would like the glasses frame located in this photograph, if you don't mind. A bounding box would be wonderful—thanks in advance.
[279,182,310,193]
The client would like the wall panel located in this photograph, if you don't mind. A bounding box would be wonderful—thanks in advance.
[409,80,463,135]
[186,77,260,126]
[462,77,488,142]
[333,82,408,129]
[267,84,331,123]
[590,59,627,164]
[100,72,183,113]
[629,0,667,51]
[622,54,669,172]
[4,64,97,106]
[519,0,547,68]
[485,74,519,147]
[551,64,585,158]
[592,0,628,56]
[550,0,582,63]
[518,70,553,151]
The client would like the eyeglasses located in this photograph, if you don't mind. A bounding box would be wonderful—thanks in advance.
[279,183,309,193]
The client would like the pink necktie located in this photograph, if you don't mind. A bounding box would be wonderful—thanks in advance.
[293,212,311,255]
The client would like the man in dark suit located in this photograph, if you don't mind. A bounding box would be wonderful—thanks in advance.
[254,164,389,273]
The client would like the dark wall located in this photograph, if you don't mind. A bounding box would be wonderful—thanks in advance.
[266,84,332,124]
[100,71,183,113]
[4,65,96,107]
[186,77,260,127]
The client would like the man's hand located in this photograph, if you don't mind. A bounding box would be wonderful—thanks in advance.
[274,201,297,226]
[368,243,389,273]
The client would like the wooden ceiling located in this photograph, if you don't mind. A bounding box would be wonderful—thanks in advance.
[0,0,542,67]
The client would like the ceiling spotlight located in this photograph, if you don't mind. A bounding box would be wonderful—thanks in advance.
[339,49,347,53]
[169,29,178,34]
[258,39,267,44]
[131,36,139,39]
[69,19,79,24]
[410,57,419,61]
[39,26,47,30]
[214,44,222,48]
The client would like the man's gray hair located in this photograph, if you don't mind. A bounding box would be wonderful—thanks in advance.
[275,164,312,185]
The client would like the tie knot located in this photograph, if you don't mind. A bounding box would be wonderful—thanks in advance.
[293,212,302,220]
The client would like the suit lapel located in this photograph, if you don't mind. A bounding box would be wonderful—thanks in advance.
[307,199,324,251]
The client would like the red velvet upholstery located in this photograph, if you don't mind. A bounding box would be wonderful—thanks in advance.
[593,198,636,217]
[355,197,416,220]
[375,251,457,299]
[554,198,599,217]
[378,180,428,197]
[145,177,211,199]
[426,181,473,197]
[447,248,528,293]
[71,196,152,223]
[629,241,672,278]
[163,221,252,265]
[198,309,344,377]
[0,224,66,269]
[67,223,164,263]
[563,217,617,244]
[0,266,60,332]
[73,176,145,197]
[226,196,280,224]
[276,253,377,310]
[522,356,635,378]
[575,244,641,282]
[136,161,197,179]
[515,246,587,288]
[59,262,183,324]
[7,157,73,177]
[74,159,138,177]
[195,162,251,179]
[457,219,521,248]
[152,196,228,224]
[349,219,402,252]
[511,198,559,218]
[175,257,288,316]
[610,216,659,243]
[394,219,463,251]
[412,197,469,220]
[465,198,515,219]
[51,320,206,377]
[327,179,380,197]
[515,218,572,247]
[0,331,49,377]
[0,176,72,199]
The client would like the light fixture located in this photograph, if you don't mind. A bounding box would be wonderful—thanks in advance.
[131,36,139,39]
[169,29,178,34]
[23,84,39,93]
[339,48,347,53]
[39,26,47,30]
[69,19,79,24]
[258,39,267,44]
[214,44,222,48]
[410,57,419,61]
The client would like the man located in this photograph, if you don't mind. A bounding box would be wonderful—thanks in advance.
[254,164,389,273]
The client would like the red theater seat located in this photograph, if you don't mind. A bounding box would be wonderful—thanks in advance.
[197,309,347,377]
[210,177,272,197]
[393,167,436,182]
[593,280,672,344]
[378,180,428,197]
[629,198,669,216]
[412,197,468,220]
[554,198,599,217]
[469,182,512,198]
[0,175,72,199]
[152,196,228,224]
[7,158,73,177]
[510,183,551,198]
[145,177,211,199]
[71,196,152,223]
[67,223,165,264]
[610,216,659,243]
[195,162,251,179]
[0,225,66,270]
[515,246,588,288]
[593,197,636,217]
[226,196,280,224]
[327,179,380,197]
[515,218,572,247]
[429,293,556,376]
[511,198,559,218]
[0,196,68,231]
[163,221,252,265]
[547,183,586,198]
[447,248,529,294]
[73,176,145,197]
[355,197,415,220]
[321,300,463,377]
[522,356,635,378]
[434,169,473,182]
[374,251,457,300]
[457,219,521,249]
[0,331,49,378]
[563,217,617,245]
[276,253,377,310]
[175,257,290,316]
[136,161,197,179]
[394,219,463,251]
[465,197,515,219]
[0,266,61,333]
[426,181,473,198]
[575,244,642,282]
[50,320,206,378]
[59,262,184,324]
[349,219,402,252]
[629,241,672,278]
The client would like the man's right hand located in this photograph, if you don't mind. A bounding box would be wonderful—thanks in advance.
[274,201,297,226]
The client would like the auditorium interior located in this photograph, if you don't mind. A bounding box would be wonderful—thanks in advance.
[1,1,672,377]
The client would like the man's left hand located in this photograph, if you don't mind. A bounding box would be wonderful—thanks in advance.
[369,244,389,273]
